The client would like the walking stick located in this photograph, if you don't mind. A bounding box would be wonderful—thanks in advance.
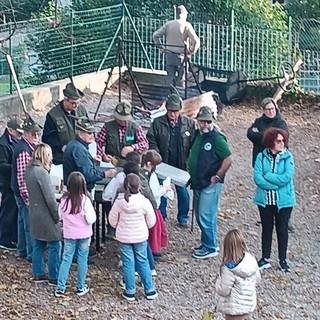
[191,189,195,232]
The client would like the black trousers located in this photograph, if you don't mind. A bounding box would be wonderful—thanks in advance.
[0,188,18,244]
[258,205,292,262]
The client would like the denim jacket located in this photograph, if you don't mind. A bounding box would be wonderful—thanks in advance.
[253,148,296,210]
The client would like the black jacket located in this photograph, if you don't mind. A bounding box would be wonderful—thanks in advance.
[147,114,195,170]
[0,129,19,189]
[247,110,289,167]
[42,101,88,165]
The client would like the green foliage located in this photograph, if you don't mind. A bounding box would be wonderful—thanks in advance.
[232,0,287,29]
[1,0,50,21]
[286,0,320,51]
[27,3,122,82]
[0,45,26,76]
[285,0,320,19]
[74,0,288,30]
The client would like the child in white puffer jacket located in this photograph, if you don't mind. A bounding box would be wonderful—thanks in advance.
[215,229,261,320]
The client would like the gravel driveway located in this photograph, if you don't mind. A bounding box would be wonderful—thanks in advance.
[0,90,319,320]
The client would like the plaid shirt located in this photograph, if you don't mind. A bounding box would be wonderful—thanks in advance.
[17,138,34,205]
[96,123,149,156]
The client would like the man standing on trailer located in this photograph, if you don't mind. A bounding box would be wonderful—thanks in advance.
[153,4,200,87]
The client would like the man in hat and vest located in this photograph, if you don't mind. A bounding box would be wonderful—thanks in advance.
[96,101,149,164]
[153,4,200,87]
[147,93,194,227]
[11,117,42,261]
[188,106,233,259]
[42,82,88,165]
[63,117,116,193]
[0,118,24,250]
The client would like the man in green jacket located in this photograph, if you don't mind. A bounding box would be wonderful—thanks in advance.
[43,82,87,165]
[147,93,195,227]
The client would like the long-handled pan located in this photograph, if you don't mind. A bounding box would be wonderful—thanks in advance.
[224,61,295,105]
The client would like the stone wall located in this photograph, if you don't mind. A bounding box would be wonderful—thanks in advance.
[0,67,124,118]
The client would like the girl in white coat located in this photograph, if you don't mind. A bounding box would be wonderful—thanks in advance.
[215,229,261,320]
[109,174,157,302]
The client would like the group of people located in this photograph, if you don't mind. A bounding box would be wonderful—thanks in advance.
[0,4,297,316]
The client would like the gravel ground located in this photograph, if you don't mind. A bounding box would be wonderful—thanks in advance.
[0,89,319,320]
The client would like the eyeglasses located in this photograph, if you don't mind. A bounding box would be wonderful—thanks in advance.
[67,99,80,107]
[29,132,41,138]
[275,139,285,144]
[199,120,212,124]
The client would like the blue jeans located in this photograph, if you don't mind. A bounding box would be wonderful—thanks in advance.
[119,241,155,295]
[159,185,190,223]
[135,242,155,271]
[15,196,33,259]
[194,183,223,251]
[57,238,90,291]
[32,239,61,280]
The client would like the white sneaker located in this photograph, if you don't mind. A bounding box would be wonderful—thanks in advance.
[145,291,158,300]
[151,269,157,277]
[76,284,89,296]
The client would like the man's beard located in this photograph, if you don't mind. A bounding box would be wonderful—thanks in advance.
[200,127,211,134]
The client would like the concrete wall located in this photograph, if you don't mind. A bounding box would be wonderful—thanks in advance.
[0,67,124,118]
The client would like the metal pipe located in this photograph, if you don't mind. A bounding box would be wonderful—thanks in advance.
[70,10,74,77]
[118,37,122,102]
[9,21,13,94]
[230,9,235,71]
[184,45,188,99]
[122,2,154,70]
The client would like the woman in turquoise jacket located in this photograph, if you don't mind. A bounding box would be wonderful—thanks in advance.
[254,127,296,273]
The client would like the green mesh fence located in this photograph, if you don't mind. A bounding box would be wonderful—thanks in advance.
[0,3,318,97]
[123,16,292,80]
[0,5,122,96]
[292,17,320,94]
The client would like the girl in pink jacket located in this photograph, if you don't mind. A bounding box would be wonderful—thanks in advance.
[109,173,157,301]
[55,172,96,298]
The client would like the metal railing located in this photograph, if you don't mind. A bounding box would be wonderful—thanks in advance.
[0,3,319,97]
[292,17,320,94]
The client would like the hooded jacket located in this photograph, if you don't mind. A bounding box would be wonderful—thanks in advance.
[247,110,289,167]
[109,193,156,244]
[253,148,296,210]
[216,252,261,315]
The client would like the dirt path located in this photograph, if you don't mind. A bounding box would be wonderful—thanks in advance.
[0,92,319,319]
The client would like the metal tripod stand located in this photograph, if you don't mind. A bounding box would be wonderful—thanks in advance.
[94,37,147,119]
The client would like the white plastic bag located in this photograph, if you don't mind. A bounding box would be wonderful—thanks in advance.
[163,177,174,200]
[102,177,117,202]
